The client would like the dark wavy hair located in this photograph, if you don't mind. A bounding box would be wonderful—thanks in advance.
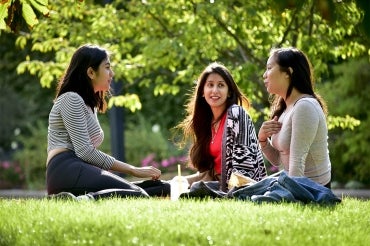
[269,47,327,119]
[177,62,250,172]
[55,44,110,113]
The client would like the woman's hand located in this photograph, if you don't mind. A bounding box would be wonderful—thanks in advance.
[258,116,282,142]
[111,161,161,180]
[131,166,161,180]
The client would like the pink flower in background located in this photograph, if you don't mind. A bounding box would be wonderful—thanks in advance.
[151,161,159,168]
[141,153,156,167]
[140,154,188,168]
[168,156,176,164]
[176,156,188,164]
[2,161,10,169]
[161,159,171,167]
[0,161,25,186]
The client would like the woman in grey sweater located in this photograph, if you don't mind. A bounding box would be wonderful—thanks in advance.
[259,47,331,188]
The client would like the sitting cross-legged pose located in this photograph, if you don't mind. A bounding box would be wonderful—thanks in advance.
[46,44,170,200]
[176,62,267,192]
[258,47,332,188]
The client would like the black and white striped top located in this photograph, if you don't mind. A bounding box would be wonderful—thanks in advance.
[47,92,115,170]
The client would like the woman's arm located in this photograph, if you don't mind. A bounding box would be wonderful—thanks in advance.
[228,106,266,180]
[289,100,320,176]
[60,93,115,170]
[258,116,281,165]
[59,92,161,179]
[110,160,161,179]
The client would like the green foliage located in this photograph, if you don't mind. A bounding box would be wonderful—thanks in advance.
[13,120,48,190]
[0,32,53,153]
[0,198,369,246]
[108,93,142,113]
[15,0,369,109]
[12,0,370,136]
[0,0,49,32]
[124,113,186,172]
[0,161,24,188]
[321,58,370,185]
[327,115,361,130]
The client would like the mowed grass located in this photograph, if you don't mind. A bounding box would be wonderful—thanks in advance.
[0,197,369,246]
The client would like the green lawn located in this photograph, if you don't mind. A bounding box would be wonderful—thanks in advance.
[0,197,369,246]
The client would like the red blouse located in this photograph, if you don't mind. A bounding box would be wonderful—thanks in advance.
[209,113,227,174]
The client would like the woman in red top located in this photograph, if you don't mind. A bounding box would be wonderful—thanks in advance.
[177,62,267,192]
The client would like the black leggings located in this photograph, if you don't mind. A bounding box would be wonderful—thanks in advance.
[46,151,170,198]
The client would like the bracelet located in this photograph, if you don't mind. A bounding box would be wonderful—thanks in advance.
[259,139,268,148]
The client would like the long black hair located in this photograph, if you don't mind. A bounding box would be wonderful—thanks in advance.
[269,47,327,118]
[178,62,250,172]
[56,44,110,113]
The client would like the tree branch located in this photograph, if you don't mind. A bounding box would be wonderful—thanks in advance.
[278,7,300,47]
[212,15,264,68]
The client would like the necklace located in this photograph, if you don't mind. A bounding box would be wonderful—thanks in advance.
[211,120,221,144]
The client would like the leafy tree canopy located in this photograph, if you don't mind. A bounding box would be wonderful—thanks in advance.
[0,0,49,32]
[2,0,369,126]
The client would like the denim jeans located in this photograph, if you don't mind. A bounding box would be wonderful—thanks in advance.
[231,171,341,204]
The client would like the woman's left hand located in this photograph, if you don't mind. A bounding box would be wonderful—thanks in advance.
[132,166,161,180]
[258,116,282,141]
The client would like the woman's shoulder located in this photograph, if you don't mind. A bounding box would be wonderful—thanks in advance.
[57,91,83,103]
[228,104,251,120]
[228,104,243,111]
[295,97,321,110]
[228,104,248,114]
[294,97,323,117]
[54,92,87,112]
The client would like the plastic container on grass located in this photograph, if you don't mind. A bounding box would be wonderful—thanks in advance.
[170,176,189,201]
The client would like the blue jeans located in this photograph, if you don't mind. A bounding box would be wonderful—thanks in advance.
[231,171,341,204]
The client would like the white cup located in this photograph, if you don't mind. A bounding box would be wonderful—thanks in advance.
[170,176,189,201]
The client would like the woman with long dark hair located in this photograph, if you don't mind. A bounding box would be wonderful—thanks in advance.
[177,62,267,192]
[259,47,331,188]
[46,44,169,200]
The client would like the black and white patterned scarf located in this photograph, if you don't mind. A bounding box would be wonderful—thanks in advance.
[220,105,267,191]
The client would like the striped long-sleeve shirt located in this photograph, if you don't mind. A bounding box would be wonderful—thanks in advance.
[47,92,115,170]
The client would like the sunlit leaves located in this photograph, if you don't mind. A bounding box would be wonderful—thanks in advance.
[0,1,10,30]
[29,0,49,15]
[153,83,180,96]
[0,0,49,32]
[22,2,37,28]
[17,59,64,88]
[12,0,369,120]
[327,115,361,130]
[108,94,142,112]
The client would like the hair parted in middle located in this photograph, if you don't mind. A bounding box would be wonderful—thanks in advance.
[176,62,250,171]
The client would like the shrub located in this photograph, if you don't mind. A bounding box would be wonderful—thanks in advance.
[0,160,25,189]
[13,120,47,190]
[321,58,370,186]
[124,114,187,173]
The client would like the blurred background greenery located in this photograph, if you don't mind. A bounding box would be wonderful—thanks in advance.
[0,0,369,189]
